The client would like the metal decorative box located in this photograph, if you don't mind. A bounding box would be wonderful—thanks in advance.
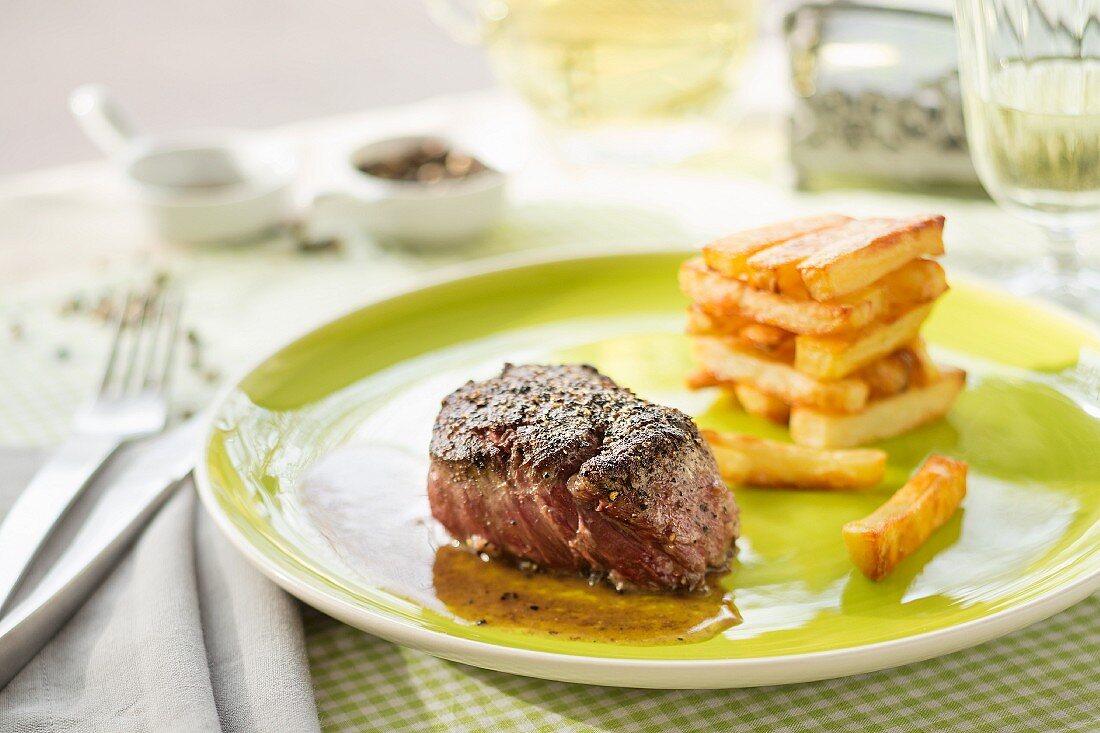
[785,1,979,189]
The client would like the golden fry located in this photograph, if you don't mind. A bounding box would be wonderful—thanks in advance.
[857,349,915,400]
[742,217,940,297]
[686,307,795,359]
[742,223,874,295]
[843,454,968,580]
[733,383,790,424]
[739,323,793,351]
[795,301,934,380]
[692,336,870,413]
[685,368,725,390]
[789,367,965,448]
[799,215,945,301]
[682,371,790,423]
[679,257,946,336]
[704,430,886,490]
[685,306,754,337]
[907,338,940,386]
[701,214,851,279]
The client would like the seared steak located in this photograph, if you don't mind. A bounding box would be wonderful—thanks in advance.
[427,364,739,592]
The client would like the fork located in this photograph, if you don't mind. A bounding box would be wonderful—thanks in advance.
[0,289,181,614]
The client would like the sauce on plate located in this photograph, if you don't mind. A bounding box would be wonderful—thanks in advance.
[433,545,740,644]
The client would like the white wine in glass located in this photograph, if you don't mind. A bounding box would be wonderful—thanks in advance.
[427,0,757,162]
[955,1,1100,311]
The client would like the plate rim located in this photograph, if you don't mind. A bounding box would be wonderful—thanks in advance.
[194,246,1100,688]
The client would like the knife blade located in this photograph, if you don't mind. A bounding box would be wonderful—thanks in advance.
[0,417,203,688]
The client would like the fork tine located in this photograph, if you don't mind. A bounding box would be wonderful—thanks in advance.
[139,292,167,391]
[99,290,135,396]
[120,292,155,395]
[143,292,182,392]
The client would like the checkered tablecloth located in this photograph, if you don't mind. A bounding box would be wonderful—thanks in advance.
[1,92,1097,732]
[303,599,1099,732]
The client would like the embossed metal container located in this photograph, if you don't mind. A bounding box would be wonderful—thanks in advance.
[785,1,979,189]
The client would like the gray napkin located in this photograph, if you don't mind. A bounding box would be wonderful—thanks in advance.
[0,448,321,733]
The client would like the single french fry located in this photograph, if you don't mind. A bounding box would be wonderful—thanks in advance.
[704,430,886,490]
[679,257,947,336]
[733,383,790,424]
[692,336,870,413]
[685,368,724,390]
[682,372,790,424]
[789,367,965,448]
[685,306,752,336]
[701,214,851,279]
[858,339,940,397]
[739,323,792,351]
[795,301,934,379]
[857,349,914,400]
[877,258,948,306]
[799,215,945,301]
[843,455,968,580]
[908,338,940,386]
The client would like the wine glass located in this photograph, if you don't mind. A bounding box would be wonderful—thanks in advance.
[954,0,1100,312]
[425,0,758,163]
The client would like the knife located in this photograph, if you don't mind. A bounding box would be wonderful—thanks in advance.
[0,418,203,688]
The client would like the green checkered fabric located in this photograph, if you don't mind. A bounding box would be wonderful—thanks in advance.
[304,597,1099,732]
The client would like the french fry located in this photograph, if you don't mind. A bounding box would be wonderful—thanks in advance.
[740,323,792,351]
[908,338,940,386]
[701,214,851,279]
[685,306,752,336]
[795,301,934,379]
[692,336,870,413]
[856,340,940,398]
[857,349,914,399]
[733,383,790,424]
[683,371,791,423]
[679,257,946,336]
[685,368,724,390]
[682,372,790,424]
[704,430,886,490]
[799,215,945,301]
[789,367,965,448]
[843,455,968,580]
[686,307,795,359]
[742,223,875,295]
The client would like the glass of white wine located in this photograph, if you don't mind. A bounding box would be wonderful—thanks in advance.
[425,0,757,163]
[955,0,1100,311]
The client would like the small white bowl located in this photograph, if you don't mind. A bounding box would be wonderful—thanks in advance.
[121,130,296,244]
[318,135,506,249]
[71,85,296,245]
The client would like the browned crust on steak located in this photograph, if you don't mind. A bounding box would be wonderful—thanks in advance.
[428,363,739,591]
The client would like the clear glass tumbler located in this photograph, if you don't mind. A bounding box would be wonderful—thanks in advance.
[954,0,1100,312]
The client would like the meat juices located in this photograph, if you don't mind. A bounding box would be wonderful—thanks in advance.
[427,364,739,592]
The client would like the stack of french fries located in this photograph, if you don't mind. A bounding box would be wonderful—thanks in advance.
[681,214,966,448]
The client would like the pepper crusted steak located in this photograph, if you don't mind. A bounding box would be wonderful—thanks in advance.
[427,364,739,592]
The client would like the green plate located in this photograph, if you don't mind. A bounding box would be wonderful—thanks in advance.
[196,251,1100,688]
